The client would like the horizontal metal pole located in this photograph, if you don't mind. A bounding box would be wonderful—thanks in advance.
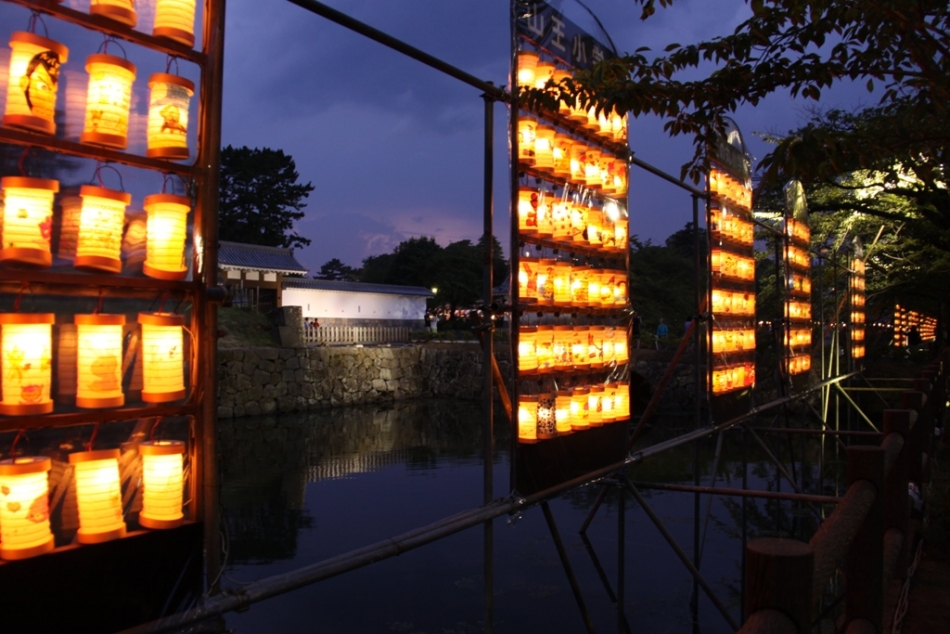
[287,0,510,102]
[750,427,881,437]
[629,481,841,505]
[628,154,706,197]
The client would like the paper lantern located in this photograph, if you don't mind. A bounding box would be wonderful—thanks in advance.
[551,133,573,179]
[518,326,538,373]
[75,314,125,409]
[69,449,126,544]
[0,313,54,415]
[602,326,616,365]
[3,32,68,134]
[571,326,589,368]
[90,0,137,27]
[588,385,605,427]
[138,313,186,403]
[535,193,554,238]
[138,440,185,529]
[534,124,555,171]
[536,326,555,373]
[518,187,541,235]
[570,387,589,430]
[74,185,130,273]
[614,327,629,363]
[553,261,572,305]
[553,325,573,370]
[597,109,613,138]
[550,197,573,242]
[143,193,190,280]
[611,112,627,142]
[517,395,539,444]
[552,68,572,117]
[81,54,137,149]
[586,209,603,246]
[153,0,198,47]
[568,141,587,185]
[533,60,555,90]
[601,383,617,422]
[517,115,537,166]
[537,259,556,305]
[516,50,539,87]
[585,106,599,131]
[0,456,54,560]
[518,257,539,302]
[600,270,616,307]
[615,381,630,419]
[588,326,605,369]
[570,266,589,306]
[55,195,82,262]
[587,270,602,308]
[146,74,194,160]
[537,393,556,440]
[555,390,573,435]
[0,177,57,267]
[570,201,588,243]
[584,148,602,188]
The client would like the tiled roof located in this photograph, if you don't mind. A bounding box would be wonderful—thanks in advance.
[283,278,434,297]
[218,241,308,275]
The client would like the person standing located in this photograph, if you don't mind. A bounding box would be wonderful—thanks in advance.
[656,318,669,349]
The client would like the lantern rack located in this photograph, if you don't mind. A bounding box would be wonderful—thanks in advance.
[518,234,627,261]
[518,105,629,159]
[0,270,202,294]
[0,127,200,178]
[0,404,200,434]
[5,0,206,66]
[515,302,629,317]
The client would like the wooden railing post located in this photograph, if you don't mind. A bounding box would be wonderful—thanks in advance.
[902,390,926,488]
[845,445,885,632]
[882,410,911,573]
[744,538,813,633]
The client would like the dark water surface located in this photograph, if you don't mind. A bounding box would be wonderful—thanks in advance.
[218,400,792,634]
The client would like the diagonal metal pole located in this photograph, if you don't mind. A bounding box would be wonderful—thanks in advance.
[697,430,725,566]
[579,482,611,534]
[621,477,739,632]
[541,501,597,634]
[802,400,849,453]
[746,427,824,521]
[579,533,632,634]
[832,382,880,432]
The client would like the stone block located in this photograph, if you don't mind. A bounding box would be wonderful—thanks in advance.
[217,406,233,418]
[259,348,279,361]
[261,399,276,414]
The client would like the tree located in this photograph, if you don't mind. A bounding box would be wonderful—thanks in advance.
[218,145,314,250]
[314,258,357,281]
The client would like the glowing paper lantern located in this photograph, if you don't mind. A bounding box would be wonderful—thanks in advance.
[533,60,555,90]
[0,456,54,560]
[516,50,538,87]
[153,0,198,47]
[553,325,574,370]
[552,68,572,117]
[518,395,539,444]
[143,193,190,279]
[74,185,130,273]
[69,449,126,544]
[553,261,572,305]
[534,124,555,171]
[570,387,589,430]
[537,393,556,440]
[588,385,605,427]
[570,202,588,243]
[550,197,572,242]
[602,326,616,365]
[0,177,57,267]
[584,148,602,188]
[75,314,125,409]
[138,313,186,403]
[138,440,185,529]
[146,74,193,159]
[55,195,82,262]
[537,259,556,305]
[518,257,539,302]
[615,381,630,419]
[536,326,555,373]
[570,266,589,307]
[0,313,54,415]
[601,383,617,422]
[568,141,587,185]
[551,133,572,179]
[3,32,68,134]
[588,326,605,369]
[600,270,616,307]
[587,269,603,308]
[518,187,541,235]
[555,390,573,435]
[517,115,537,166]
[81,54,137,149]
[571,326,588,368]
[90,0,137,27]
[535,193,554,238]
[518,326,538,373]
[586,209,603,246]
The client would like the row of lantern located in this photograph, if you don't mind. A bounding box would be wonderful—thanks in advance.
[787,245,810,271]
[788,300,812,321]
[710,362,756,395]
[711,249,755,282]
[519,260,628,308]
[709,206,754,247]
[517,117,628,195]
[518,189,627,252]
[518,324,630,374]
[788,271,812,296]
[894,306,938,345]
[785,327,813,349]
[516,51,628,145]
[711,328,756,354]
[709,168,752,210]
[4,32,194,158]
[711,289,755,318]
[0,312,186,416]
[786,354,812,376]
[786,217,810,246]
[0,440,186,560]
[850,275,866,294]
[517,382,631,444]
[0,177,190,278]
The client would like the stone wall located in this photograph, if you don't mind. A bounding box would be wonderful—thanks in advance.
[217,343,513,419]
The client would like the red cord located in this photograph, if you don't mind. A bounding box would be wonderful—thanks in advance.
[86,423,99,452]
[10,430,25,457]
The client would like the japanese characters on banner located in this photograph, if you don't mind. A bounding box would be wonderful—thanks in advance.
[708,121,755,401]
[783,181,812,377]
[850,241,866,362]
[511,1,630,495]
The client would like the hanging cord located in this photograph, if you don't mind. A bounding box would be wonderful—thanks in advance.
[165,55,180,75]
[98,36,129,59]
[86,422,100,452]
[13,282,30,312]
[9,430,26,458]
[17,147,32,176]
[26,11,49,37]
[91,162,126,191]
[94,287,105,314]
[149,417,164,442]
[157,290,170,314]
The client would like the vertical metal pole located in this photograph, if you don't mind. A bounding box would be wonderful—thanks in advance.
[508,7,520,497]
[740,425,748,623]
[480,89,495,634]
[542,501,598,634]
[691,194,702,632]
[617,484,625,634]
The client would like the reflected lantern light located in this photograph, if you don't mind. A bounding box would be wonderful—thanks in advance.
[3,32,68,134]
[143,193,190,279]
[138,313,186,403]
[153,0,198,47]
[0,456,54,560]
[147,74,194,159]
[0,313,54,415]
[75,314,125,409]
[69,448,126,544]
[138,440,185,529]
[75,185,130,273]
[0,177,58,268]
[90,0,137,27]
[81,54,136,149]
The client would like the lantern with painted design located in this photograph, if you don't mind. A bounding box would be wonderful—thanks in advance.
[518,326,538,373]
[75,185,130,273]
[144,193,190,280]
[537,393,556,440]
[570,266,589,306]
[139,313,186,403]
[0,456,54,560]
[550,196,572,242]
[533,59,555,89]
[3,32,68,134]
[517,115,537,166]
[570,387,589,430]
[81,54,136,149]
[90,0,137,26]
[537,259,556,305]
[75,314,125,409]
[0,313,54,415]
[555,390,573,435]
[516,50,538,87]
[147,74,193,160]
[601,383,617,422]
[517,395,539,444]
[153,0,198,47]
[534,124,556,171]
[588,326,605,369]
[584,148,602,189]
[536,326,555,374]
[586,207,603,246]
[587,269,603,308]
[552,261,572,305]
[571,326,588,369]
[69,448,126,543]
[518,257,539,302]
[518,186,541,235]
[588,385,605,427]
[551,132,572,179]
[568,141,587,185]
[0,177,57,267]
[138,440,185,529]
[570,200,588,243]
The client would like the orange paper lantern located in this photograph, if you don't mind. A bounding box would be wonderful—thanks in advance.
[0,177,57,267]
[518,326,538,373]
[143,193,190,280]
[570,387,590,430]
[2,32,68,134]
[138,440,185,529]
[0,313,54,415]
[0,456,54,560]
[90,0,137,27]
[75,314,125,409]
[138,312,186,403]
[81,54,136,149]
[75,185,130,273]
[518,395,539,444]
[146,73,194,160]
[69,448,126,544]
[153,0,198,47]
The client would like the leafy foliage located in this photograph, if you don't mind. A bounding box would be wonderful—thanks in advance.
[314,258,358,281]
[218,145,314,250]
[629,227,700,335]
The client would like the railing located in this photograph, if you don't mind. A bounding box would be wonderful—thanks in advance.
[303,325,411,345]
[739,360,944,634]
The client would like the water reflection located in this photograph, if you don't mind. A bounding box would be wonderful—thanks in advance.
[219,401,805,634]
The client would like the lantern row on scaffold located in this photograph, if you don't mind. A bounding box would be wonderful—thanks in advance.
[709,124,756,396]
[894,305,937,347]
[850,254,866,361]
[784,208,812,376]
[512,3,632,462]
